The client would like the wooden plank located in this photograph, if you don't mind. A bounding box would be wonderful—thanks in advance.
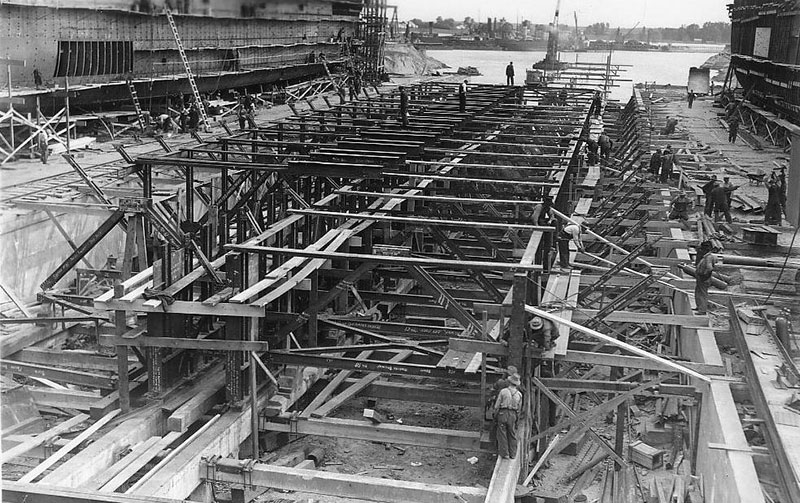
[17,409,120,482]
[99,432,181,492]
[311,350,413,418]
[204,457,485,503]
[166,378,226,432]
[301,350,373,418]
[81,436,161,491]
[29,387,101,412]
[3,482,185,503]
[1,413,89,464]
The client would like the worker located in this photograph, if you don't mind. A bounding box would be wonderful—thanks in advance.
[487,366,518,420]
[187,103,200,131]
[179,104,189,133]
[649,149,662,180]
[591,91,602,117]
[728,116,740,143]
[586,137,599,166]
[399,86,409,127]
[701,175,718,216]
[765,178,783,224]
[660,145,675,183]
[669,190,693,229]
[598,132,613,164]
[556,221,584,269]
[721,176,737,207]
[709,183,732,223]
[532,195,555,270]
[33,68,43,90]
[506,62,515,86]
[494,373,523,459]
[558,88,568,106]
[661,116,678,135]
[687,89,695,109]
[694,241,717,315]
[459,79,468,113]
[529,316,559,351]
[36,131,49,164]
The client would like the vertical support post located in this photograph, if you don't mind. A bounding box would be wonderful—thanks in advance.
[64,76,71,154]
[7,63,14,151]
[508,273,527,370]
[249,317,259,460]
[115,309,130,413]
[308,270,319,347]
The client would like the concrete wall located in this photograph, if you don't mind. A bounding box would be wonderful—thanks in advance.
[0,203,126,303]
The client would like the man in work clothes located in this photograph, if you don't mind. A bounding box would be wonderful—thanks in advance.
[669,191,693,229]
[728,116,740,143]
[694,241,717,315]
[598,132,613,164]
[557,221,584,269]
[459,80,468,113]
[494,373,523,459]
[506,62,515,86]
[399,86,409,127]
[37,131,49,164]
[660,145,675,184]
[709,183,732,223]
[649,149,662,180]
[687,90,695,109]
[532,195,554,271]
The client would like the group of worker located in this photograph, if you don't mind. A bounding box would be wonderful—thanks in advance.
[531,195,585,272]
[648,145,676,183]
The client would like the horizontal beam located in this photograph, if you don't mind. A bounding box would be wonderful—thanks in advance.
[203,458,485,503]
[99,334,270,352]
[2,482,184,503]
[288,208,553,231]
[267,350,492,381]
[225,245,542,272]
[260,416,483,451]
[0,359,116,389]
[336,189,543,207]
[385,172,560,187]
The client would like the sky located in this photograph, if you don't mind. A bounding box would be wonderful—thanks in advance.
[394,0,732,28]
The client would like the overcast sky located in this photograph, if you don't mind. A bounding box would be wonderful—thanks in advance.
[395,0,731,28]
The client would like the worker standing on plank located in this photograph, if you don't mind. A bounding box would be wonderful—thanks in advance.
[494,373,523,459]
[765,177,783,224]
[556,221,584,269]
[660,145,675,183]
[649,149,662,180]
[688,89,695,109]
[694,241,717,315]
[506,62,515,86]
[459,79,468,113]
[37,131,49,164]
[728,116,740,143]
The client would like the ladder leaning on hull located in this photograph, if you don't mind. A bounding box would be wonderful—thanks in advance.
[164,8,209,129]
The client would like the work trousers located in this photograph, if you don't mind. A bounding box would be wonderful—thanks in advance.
[557,237,570,268]
[496,409,518,458]
[507,75,514,86]
[695,277,711,314]
[713,201,732,223]
[459,94,466,113]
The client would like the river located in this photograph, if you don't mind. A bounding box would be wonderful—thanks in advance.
[426,47,724,102]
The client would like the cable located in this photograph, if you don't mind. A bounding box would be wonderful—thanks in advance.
[764,222,800,304]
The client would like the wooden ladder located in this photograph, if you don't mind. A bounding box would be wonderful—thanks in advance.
[125,78,146,131]
[165,9,209,128]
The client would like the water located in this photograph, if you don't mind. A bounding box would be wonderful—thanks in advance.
[426,48,723,102]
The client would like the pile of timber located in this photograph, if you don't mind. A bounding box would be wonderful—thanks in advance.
[731,194,765,214]
[695,215,725,248]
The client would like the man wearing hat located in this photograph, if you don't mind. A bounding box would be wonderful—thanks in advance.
[529,316,558,351]
[494,373,523,459]
[556,221,584,270]
[694,241,718,315]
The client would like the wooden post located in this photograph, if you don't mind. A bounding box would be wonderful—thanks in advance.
[115,309,130,412]
[508,273,527,370]
[249,317,259,460]
[308,270,318,347]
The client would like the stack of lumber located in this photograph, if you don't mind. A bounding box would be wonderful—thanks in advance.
[740,268,799,296]
[695,215,724,249]
[731,194,764,213]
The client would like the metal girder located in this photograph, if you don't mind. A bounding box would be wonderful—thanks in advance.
[41,210,126,291]
[266,350,495,381]
[582,274,661,331]
[427,225,504,302]
[577,237,660,305]
[405,265,483,336]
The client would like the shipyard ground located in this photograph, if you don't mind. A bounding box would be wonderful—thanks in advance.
[1,74,799,503]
